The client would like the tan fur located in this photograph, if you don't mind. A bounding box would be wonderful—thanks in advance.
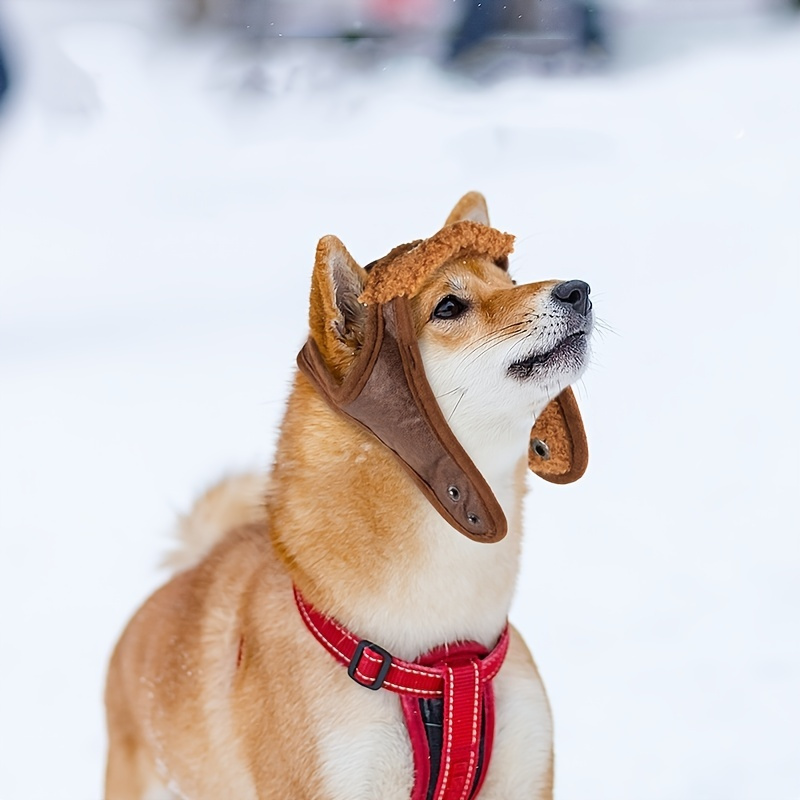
[162,473,268,572]
[308,235,368,381]
[443,191,490,227]
[103,193,587,799]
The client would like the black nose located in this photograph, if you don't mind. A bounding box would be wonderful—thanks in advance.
[552,280,592,316]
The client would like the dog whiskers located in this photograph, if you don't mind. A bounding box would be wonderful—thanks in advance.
[592,317,617,338]
[462,334,525,370]
[458,322,527,369]
[447,388,468,423]
[469,321,527,350]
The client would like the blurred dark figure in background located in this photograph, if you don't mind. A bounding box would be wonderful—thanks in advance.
[0,32,9,108]
[449,0,607,63]
[449,0,510,60]
[576,2,606,52]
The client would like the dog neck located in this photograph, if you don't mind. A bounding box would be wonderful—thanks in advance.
[268,374,528,661]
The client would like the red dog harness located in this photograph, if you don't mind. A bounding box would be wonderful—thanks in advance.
[294,588,509,799]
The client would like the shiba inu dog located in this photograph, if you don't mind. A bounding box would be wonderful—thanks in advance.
[104,192,594,800]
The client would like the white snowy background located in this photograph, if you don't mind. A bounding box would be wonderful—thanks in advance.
[1,1,798,798]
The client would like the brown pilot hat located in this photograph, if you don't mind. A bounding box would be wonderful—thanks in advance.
[298,192,589,543]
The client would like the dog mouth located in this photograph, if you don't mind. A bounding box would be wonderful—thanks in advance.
[507,331,589,381]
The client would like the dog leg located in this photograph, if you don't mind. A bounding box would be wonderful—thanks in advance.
[105,656,175,800]
[105,733,175,800]
[478,627,554,799]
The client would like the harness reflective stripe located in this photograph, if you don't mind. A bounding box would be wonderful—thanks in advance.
[294,587,509,799]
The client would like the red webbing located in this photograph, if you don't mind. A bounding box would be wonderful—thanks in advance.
[294,587,507,799]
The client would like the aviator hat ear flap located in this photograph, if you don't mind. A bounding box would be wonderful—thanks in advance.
[528,388,588,483]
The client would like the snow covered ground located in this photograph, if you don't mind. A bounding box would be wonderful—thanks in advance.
[1,2,799,798]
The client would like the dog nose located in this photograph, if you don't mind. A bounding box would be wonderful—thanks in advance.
[552,280,592,316]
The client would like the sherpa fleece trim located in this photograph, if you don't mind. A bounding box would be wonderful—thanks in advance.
[360,221,515,304]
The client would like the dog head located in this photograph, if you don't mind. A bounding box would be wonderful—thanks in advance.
[301,193,592,539]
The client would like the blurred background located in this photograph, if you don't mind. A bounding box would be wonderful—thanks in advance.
[1,1,799,799]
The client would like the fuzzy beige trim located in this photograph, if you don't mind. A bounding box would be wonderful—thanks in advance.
[360,221,515,305]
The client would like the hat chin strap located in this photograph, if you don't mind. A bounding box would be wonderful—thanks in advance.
[297,296,508,544]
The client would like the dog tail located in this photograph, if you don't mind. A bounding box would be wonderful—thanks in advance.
[162,473,268,572]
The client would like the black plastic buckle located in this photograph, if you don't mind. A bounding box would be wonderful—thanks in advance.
[347,640,393,691]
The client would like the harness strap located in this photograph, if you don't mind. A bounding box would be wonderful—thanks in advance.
[294,588,508,799]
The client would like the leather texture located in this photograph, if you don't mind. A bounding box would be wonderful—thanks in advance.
[298,298,507,542]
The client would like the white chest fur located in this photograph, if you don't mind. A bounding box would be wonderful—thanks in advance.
[317,631,553,800]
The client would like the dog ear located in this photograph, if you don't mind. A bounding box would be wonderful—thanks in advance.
[308,235,368,379]
[445,191,490,227]
[528,387,589,484]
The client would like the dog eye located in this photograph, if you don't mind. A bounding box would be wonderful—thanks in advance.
[432,295,468,320]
